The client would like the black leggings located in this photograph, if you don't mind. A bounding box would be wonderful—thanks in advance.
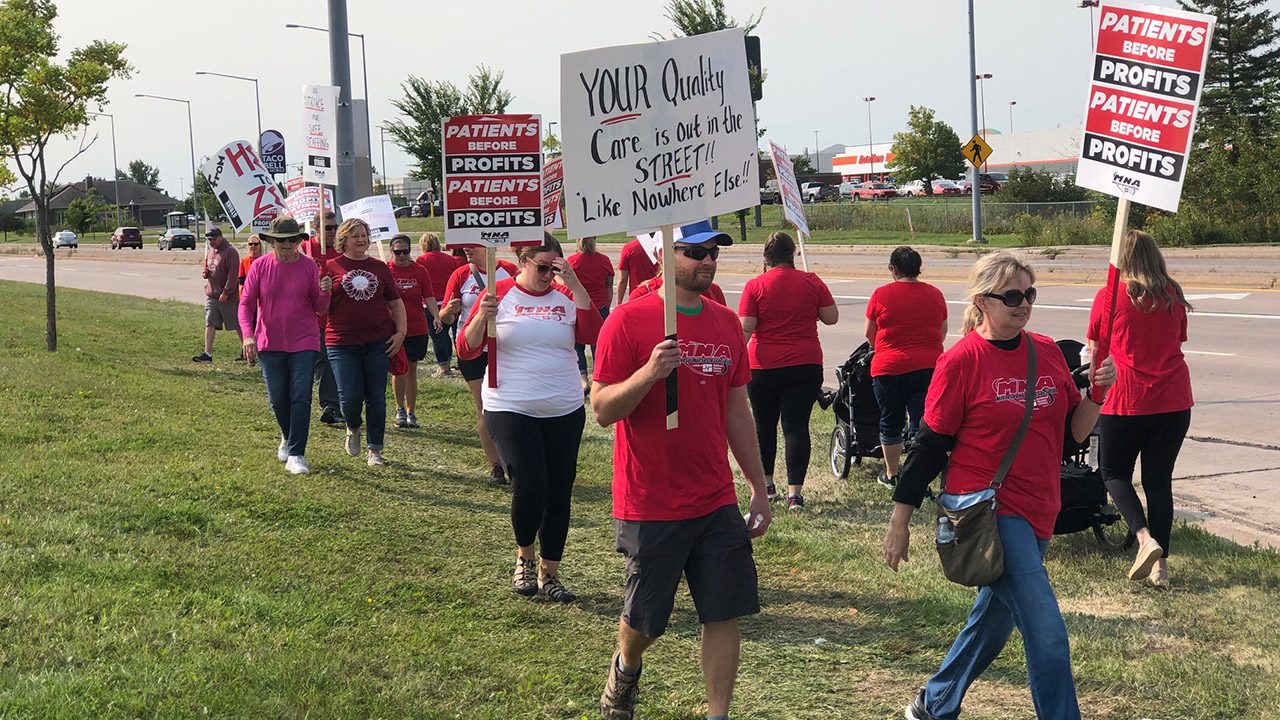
[1099,409,1191,558]
[746,364,823,487]
[485,406,586,562]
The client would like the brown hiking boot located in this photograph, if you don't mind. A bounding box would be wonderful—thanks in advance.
[600,650,640,719]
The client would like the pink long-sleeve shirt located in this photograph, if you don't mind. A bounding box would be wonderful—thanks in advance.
[238,253,330,352]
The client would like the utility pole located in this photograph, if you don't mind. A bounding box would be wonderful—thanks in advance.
[327,0,356,204]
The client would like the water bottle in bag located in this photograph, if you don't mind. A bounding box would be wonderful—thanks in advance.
[937,515,956,545]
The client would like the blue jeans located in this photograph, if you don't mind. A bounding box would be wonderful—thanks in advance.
[923,515,1080,720]
[326,339,391,451]
[575,306,610,374]
[258,350,319,457]
[871,368,933,445]
[427,313,454,365]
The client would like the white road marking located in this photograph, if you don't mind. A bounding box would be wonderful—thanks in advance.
[1184,350,1237,357]
[1185,293,1251,301]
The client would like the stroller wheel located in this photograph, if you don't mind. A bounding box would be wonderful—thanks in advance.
[829,424,852,479]
[1092,505,1137,550]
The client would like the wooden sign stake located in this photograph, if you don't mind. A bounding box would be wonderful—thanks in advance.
[1094,196,1130,403]
[661,223,678,429]
[486,248,499,389]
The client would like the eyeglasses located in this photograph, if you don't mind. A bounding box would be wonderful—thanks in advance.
[534,263,559,275]
[392,248,411,256]
[676,245,719,261]
[983,287,1037,307]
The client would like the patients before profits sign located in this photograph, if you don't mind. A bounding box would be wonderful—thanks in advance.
[303,84,339,185]
[200,140,286,232]
[441,114,543,247]
[768,140,809,240]
[1075,1,1215,212]
[560,28,759,237]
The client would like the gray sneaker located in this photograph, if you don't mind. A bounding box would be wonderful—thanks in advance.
[394,408,408,428]
[406,412,419,429]
[345,429,361,457]
[600,651,641,719]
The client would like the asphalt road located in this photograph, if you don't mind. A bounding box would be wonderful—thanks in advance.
[3,255,1278,548]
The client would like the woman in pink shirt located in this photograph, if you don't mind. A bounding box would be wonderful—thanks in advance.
[238,216,332,475]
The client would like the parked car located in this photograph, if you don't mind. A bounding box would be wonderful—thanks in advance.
[759,179,782,204]
[393,206,411,218]
[158,228,196,251]
[801,182,836,203]
[898,180,927,197]
[838,181,855,200]
[851,182,897,201]
[54,230,78,248]
[931,179,964,196]
[979,172,1008,193]
[955,177,973,194]
[111,226,142,249]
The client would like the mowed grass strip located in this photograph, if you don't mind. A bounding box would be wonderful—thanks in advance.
[1,280,1277,719]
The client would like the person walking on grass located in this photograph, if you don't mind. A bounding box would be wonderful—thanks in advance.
[1088,230,1194,588]
[321,218,406,467]
[440,245,519,486]
[238,217,330,475]
[567,236,613,393]
[457,235,603,602]
[416,231,465,378]
[387,234,442,429]
[738,231,839,509]
[592,225,771,720]
[864,246,948,488]
[301,211,343,426]
[883,252,1115,720]
[192,227,242,362]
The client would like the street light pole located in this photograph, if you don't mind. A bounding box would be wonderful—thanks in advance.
[812,130,819,170]
[967,0,984,244]
[195,71,262,156]
[1009,100,1017,133]
[1079,1,1099,52]
[87,111,120,225]
[378,125,387,191]
[975,73,993,142]
[136,93,199,238]
[863,97,876,180]
[286,21,372,195]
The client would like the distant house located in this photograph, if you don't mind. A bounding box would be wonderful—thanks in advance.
[15,176,180,227]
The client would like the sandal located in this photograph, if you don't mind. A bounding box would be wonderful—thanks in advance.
[512,557,538,596]
[539,573,577,603]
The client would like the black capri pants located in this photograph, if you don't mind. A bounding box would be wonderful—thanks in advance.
[1099,409,1191,558]
[746,363,823,487]
[485,406,586,562]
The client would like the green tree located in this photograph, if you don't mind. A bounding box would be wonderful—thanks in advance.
[0,0,130,351]
[886,106,965,195]
[790,152,816,175]
[659,0,767,135]
[542,132,561,156]
[115,159,160,188]
[1179,0,1280,138]
[181,173,222,221]
[997,167,1090,203]
[385,66,511,187]
[63,188,109,234]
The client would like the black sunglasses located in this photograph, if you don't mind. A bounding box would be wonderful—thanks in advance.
[247,242,261,247]
[983,287,1037,307]
[392,248,411,256]
[324,224,338,231]
[676,245,719,261]
[534,263,559,275]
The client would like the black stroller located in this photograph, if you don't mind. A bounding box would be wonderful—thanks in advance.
[1053,339,1135,548]
[819,342,884,479]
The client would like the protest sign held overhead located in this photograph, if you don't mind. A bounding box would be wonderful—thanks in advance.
[559,28,759,237]
[339,195,400,242]
[542,156,565,229]
[283,185,335,224]
[302,84,340,185]
[252,206,280,235]
[1075,1,1215,213]
[441,114,543,248]
[200,140,286,232]
[767,141,809,240]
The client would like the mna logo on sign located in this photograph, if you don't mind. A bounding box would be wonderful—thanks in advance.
[1111,173,1141,196]
[481,231,511,241]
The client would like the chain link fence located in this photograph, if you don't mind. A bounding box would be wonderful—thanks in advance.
[791,200,1099,235]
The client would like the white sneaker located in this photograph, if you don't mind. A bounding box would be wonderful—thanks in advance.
[285,455,310,475]
[367,450,386,466]
[277,437,289,463]
[345,429,361,457]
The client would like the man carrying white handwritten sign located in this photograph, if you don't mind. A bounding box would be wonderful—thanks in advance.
[591,224,771,720]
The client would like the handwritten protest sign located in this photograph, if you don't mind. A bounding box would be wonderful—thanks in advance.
[442,114,543,248]
[542,156,565,229]
[200,141,286,232]
[303,84,340,185]
[1075,1,1215,213]
[339,195,399,242]
[560,28,759,237]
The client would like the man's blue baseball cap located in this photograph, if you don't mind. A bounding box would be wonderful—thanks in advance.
[676,219,733,247]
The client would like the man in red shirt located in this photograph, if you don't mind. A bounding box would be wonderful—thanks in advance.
[300,211,340,263]
[614,238,657,305]
[592,225,772,720]
[300,211,342,424]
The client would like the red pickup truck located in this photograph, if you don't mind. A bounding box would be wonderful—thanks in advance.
[851,181,897,201]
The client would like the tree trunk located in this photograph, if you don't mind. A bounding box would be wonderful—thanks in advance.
[36,197,56,352]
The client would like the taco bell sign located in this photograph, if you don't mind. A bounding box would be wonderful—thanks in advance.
[259,129,286,175]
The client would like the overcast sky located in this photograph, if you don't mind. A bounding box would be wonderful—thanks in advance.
[18,0,1276,199]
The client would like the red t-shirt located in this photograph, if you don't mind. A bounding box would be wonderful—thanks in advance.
[630,276,726,306]
[618,240,657,295]
[924,331,1082,539]
[1087,283,1192,415]
[593,292,751,521]
[415,251,461,302]
[567,251,615,309]
[238,255,259,285]
[321,255,401,346]
[865,280,948,376]
[387,261,433,337]
[738,267,835,370]
[300,239,340,264]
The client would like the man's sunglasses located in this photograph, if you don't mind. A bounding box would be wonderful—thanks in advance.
[392,248,411,256]
[676,245,719,261]
[324,225,338,232]
[983,287,1037,307]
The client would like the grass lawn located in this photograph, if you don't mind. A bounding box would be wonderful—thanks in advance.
[2,281,1278,718]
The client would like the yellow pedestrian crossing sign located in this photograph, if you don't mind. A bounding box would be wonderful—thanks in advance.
[962,134,993,167]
